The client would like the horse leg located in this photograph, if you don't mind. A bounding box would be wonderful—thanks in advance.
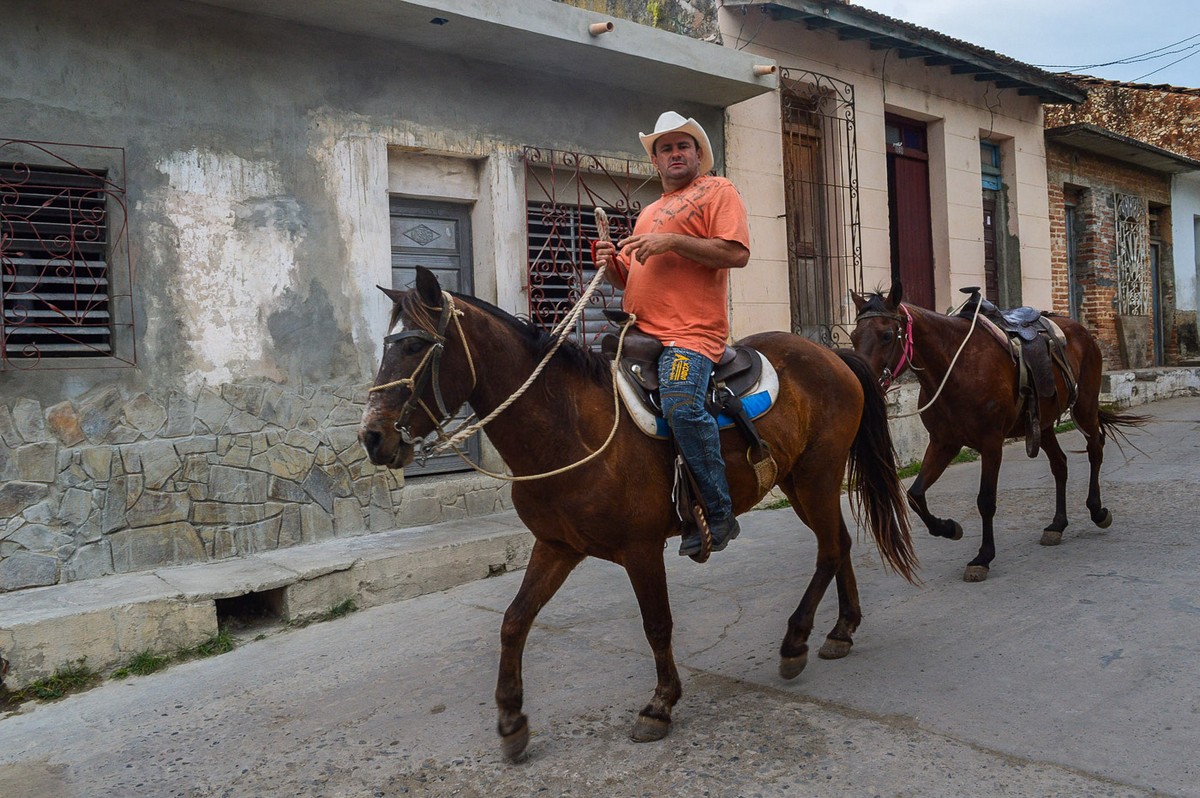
[1076,403,1114,528]
[776,479,858,679]
[496,539,583,761]
[818,522,861,662]
[623,548,682,743]
[964,445,1002,582]
[1039,431,1070,546]
[907,439,964,541]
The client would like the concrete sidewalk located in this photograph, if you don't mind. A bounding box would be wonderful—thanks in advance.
[0,511,534,689]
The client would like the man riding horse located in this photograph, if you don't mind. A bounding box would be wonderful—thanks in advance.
[593,111,750,558]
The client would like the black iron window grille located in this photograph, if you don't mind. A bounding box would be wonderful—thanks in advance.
[780,69,862,347]
[1,139,134,369]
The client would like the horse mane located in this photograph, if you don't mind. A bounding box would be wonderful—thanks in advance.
[857,291,892,317]
[408,290,613,385]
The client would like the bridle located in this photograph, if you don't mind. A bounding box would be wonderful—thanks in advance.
[369,291,475,448]
[367,209,632,480]
[855,296,983,418]
[368,277,635,480]
[855,304,913,391]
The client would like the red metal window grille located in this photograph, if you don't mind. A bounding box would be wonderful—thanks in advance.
[523,147,658,349]
[1,139,135,369]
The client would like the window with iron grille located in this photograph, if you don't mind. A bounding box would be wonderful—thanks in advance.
[1,140,134,369]
[780,69,862,346]
[523,147,660,350]
[526,201,630,348]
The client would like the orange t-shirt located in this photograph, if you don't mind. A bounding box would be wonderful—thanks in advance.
[621,176,750,362]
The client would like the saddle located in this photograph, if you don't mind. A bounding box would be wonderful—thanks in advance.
[599,311,779,559]
[957,287,1078,457]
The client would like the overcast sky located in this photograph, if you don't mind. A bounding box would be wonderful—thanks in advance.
[851,0,1200,88]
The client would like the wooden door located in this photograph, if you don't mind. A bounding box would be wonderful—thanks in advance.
[886,117,935,308]
[983,197,998,303]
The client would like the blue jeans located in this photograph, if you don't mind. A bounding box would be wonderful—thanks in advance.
[658,346,732,524]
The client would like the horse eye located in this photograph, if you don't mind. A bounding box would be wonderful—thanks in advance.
[401,339,426,356]
[881,331,894,344]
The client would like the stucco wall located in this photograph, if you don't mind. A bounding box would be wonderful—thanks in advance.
[0,0,726,591]
[1170,173,1200,361]
[719,6,1053,335]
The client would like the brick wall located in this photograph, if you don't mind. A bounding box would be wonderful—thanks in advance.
[1046,142,1173,368]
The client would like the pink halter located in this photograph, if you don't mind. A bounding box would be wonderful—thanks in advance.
[880,305,914,391]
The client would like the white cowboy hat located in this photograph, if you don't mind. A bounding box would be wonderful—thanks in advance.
[639,111,714,176]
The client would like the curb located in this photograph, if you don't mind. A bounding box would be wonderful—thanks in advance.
[0,512,533,690]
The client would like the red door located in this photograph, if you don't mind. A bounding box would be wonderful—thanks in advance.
[886,116,935,308]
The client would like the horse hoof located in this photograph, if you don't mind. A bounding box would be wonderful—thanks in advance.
[499,717,530,762]
[933,521,963,541]
[1094,509,1113,529]
[818,638,853,660]
[963,565,989,582]
[1040,529,1063,546]
[779,653,808,679]
[630,714,670,743]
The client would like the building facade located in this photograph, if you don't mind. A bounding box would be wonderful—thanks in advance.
[713,1,1082,345]
[1045,78,1200,366]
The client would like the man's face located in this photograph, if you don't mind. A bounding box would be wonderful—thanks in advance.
[652,132,701,188]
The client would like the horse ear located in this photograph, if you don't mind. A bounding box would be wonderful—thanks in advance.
[415,266,442,306]
[850,290,868,313]
[377,285,405,304]
[887,279,903,308]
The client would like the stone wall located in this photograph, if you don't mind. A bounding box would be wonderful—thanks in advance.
[1046,79,1200,160]
[0,382,512,593]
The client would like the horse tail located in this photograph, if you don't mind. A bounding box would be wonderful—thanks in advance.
[1097,406,1152,453]
[835,349,921,585]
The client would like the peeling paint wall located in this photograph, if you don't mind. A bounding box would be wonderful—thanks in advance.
[153,149,301,391]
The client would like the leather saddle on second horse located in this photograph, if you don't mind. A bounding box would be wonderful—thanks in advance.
[957,287,1078,457]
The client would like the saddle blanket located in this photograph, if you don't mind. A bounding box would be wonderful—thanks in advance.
[614,350,780,440]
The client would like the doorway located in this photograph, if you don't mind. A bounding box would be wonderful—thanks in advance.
[885,115,935,308]
[388,198,479,475]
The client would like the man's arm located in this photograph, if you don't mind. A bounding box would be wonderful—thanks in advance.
[617,233,749,271]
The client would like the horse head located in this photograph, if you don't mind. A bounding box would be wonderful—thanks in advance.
[850,279,909,388]
[359,267,476,469]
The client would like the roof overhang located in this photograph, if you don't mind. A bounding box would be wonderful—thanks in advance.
[190,0,778,108]
[725,0,1085,105]
[1045,124,1200,174]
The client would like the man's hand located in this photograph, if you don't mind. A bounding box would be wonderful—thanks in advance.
[618,233,748,271]
[617,233,675,265]
[592,239,628,289]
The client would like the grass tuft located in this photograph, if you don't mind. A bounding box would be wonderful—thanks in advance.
[112,650,171,680]
[3,658,102,707]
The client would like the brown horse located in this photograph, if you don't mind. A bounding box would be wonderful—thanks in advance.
[851,281,1147,582]
[360,266,917,760]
